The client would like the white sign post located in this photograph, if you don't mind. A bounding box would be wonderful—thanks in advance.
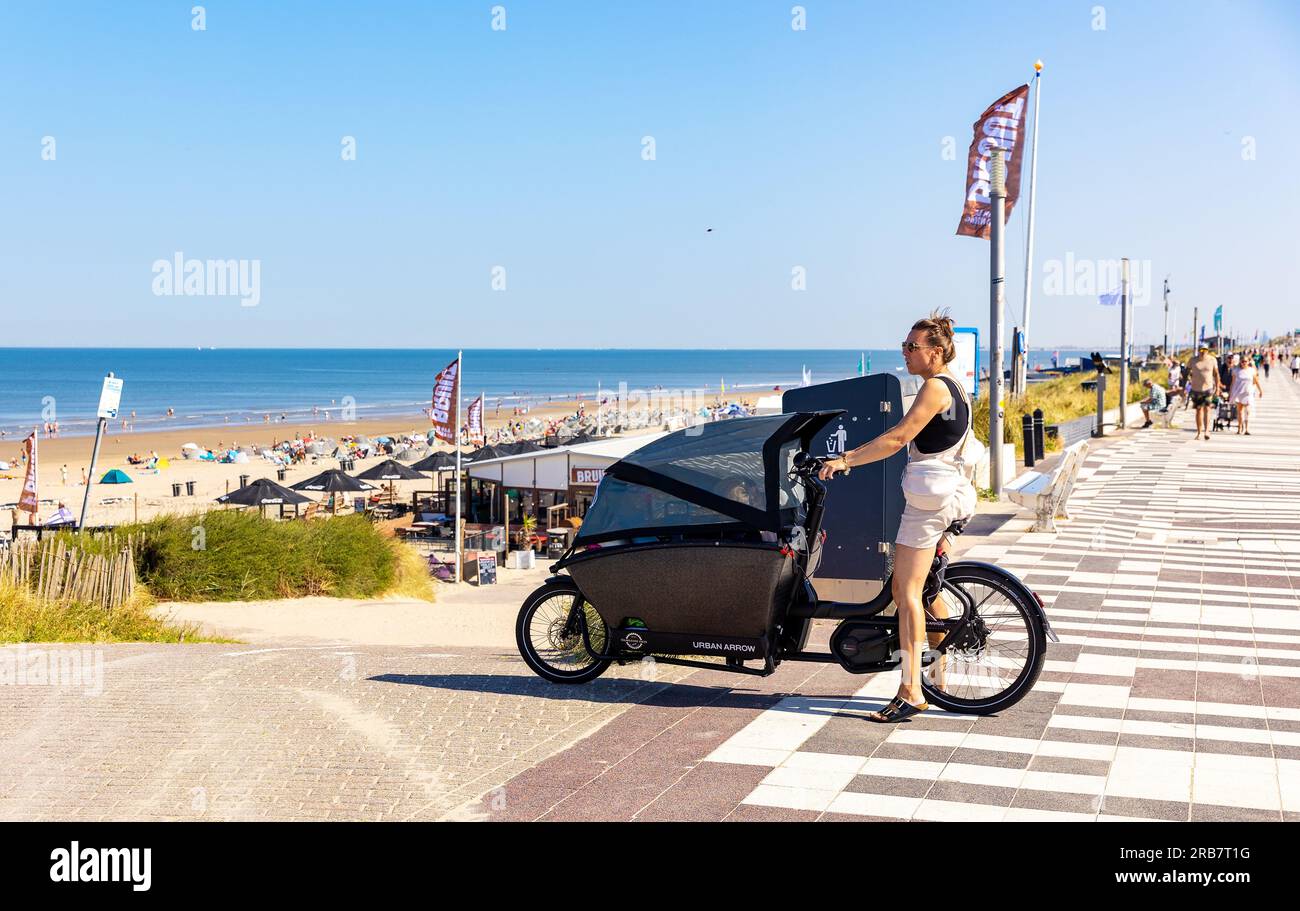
[97,376,124,420]
[79,373,122,529]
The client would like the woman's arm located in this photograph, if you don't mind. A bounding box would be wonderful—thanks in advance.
[819,378,953,478]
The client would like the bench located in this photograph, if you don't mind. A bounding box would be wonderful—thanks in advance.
[1004,440,1090,533]
[1046,415,1094,448]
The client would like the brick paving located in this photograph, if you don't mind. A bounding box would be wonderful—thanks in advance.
[0,643,695,820]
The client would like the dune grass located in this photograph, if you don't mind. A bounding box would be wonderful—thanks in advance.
[971,366,1164,457]
[55,510,434,603]
[0,579,221,643]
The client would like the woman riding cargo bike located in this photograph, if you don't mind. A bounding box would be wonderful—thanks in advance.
[516,311,1055,720]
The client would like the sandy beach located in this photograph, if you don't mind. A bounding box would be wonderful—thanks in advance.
[0,398,596,526]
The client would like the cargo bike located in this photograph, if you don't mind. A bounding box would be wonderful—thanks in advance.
[515,411,1057,714]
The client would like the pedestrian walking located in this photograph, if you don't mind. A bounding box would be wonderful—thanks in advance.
[1188,346,1221,440]
[1229,356,1263,435]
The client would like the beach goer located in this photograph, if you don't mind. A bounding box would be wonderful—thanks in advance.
[46,502,75,526]
[1139,379,1167,428]
[60,464,68,485]
[1290,352,1300,380]
[80,467,87,485]
[1229,356,1263,435]
[818,310,976,723]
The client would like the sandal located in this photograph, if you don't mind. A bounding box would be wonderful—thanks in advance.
[865,695,929,724]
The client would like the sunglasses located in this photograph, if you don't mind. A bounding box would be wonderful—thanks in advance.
[901,342,939,353]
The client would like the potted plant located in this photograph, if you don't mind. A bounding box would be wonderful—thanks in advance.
[521,514,540,552]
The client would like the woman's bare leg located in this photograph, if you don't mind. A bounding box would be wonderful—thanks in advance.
[891,542,935,704]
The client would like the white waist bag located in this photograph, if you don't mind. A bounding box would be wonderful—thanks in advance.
[901,378,983,512]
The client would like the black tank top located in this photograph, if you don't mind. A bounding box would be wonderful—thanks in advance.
[912,375,969,455]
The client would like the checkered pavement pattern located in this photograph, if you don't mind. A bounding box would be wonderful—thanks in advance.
[703,370,1300,821]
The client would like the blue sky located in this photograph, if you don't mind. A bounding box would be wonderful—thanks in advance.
[2,0,1296,349]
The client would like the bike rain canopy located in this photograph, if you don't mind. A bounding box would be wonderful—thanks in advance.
[573,411,841,544]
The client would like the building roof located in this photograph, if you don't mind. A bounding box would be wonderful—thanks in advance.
[465,431,667,469]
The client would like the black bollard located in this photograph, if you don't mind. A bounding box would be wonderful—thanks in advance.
[1033,409,1046,462]
[1022,414,1035,467]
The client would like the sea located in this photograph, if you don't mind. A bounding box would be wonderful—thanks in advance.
[0,347,1102,438]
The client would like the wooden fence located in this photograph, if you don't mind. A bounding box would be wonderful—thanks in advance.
[0,536,137,610]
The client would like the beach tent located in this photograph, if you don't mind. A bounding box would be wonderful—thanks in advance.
[100,469,132,484]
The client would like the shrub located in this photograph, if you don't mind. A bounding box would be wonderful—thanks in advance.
[56,511,415,602]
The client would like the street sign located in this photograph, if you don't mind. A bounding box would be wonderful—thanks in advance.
[953,327,979,400]
[97,375,124,420]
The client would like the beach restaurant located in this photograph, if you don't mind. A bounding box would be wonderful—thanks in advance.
[463,433,666,528]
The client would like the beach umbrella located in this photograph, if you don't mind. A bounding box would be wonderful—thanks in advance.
[465,444,507,463]
[411,451,457,471]
[291,469,376,493]
[353,459,425,482]
[100,469,132,484]
[291,468,377,515]
[181,442,200,451]
[216,478,312,514]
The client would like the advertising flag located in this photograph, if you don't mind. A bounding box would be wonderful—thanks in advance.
[956,84,1031,239]
[430,357,460,444]
[18,432,38,516]
[467,395,484,443]
[1213,305,1223,333]
[1099,289,1121,306]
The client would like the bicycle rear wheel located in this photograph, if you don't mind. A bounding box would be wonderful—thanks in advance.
[921,562,1046,715]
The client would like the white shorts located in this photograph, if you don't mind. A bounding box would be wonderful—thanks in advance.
[896,492,975,550]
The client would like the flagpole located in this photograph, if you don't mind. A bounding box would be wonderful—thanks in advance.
[1016,60,1043,397]
[454,350,463,584]
[989,144,1008,496]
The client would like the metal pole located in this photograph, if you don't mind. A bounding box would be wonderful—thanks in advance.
[1119,258,1130,428]
[454,350,463,583]
[989,146,1007,496]
[78,417,106,529]
[1017,61,1043,397]
[1192,306,1198,354]
[1162,276,1170,356]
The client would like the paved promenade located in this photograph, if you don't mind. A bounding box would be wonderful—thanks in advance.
[2,372,1297,822]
